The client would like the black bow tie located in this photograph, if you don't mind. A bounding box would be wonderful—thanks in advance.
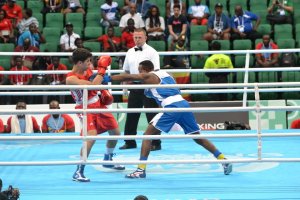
[134,47,143,51]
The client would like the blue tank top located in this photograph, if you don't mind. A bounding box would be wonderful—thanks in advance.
[144,70,184,107]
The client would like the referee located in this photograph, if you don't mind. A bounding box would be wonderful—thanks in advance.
[119,28,161,151]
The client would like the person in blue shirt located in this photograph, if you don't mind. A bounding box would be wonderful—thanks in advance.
[103,59,233,178]
[231,5,262,42]
[17,23,45,47]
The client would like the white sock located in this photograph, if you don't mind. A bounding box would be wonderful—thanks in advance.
[106,148,114,154]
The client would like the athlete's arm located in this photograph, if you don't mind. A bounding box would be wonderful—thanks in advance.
[66,74,104,85]
[111,73,159,84]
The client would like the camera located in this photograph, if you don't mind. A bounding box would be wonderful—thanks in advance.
[2,185,20,200]
[224,121,251,130]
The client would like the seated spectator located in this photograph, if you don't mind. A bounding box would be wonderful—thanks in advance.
[17,23,46,47]
[290,118,300,129]
[47,56,67,85]
[166,0,186,19]
[62,0,85,15]
[167,4,188,51]
[41,100,75,133]
[119,3,145,32]
[41,0,63,14]
[0,117,4,133]
[0,65,6,85]
[231,5,262,42]
[91,26,121,52]
[14,38,40,69]
[0,9,14,43]
[124,0,152,20]
[8,56,32,85]
[203,3,231,41]
[204,41,233,101]
[101,0,120,28]
[6,100,40,133]
[267,0,293,25]
[17,8,39,35]
[163,35,189,68]
[255,34,279,68]
[145,5,165,41]
[60,22,80,52]
[188,0,209,25]
[1,0,22,27]
[121,18,135,51]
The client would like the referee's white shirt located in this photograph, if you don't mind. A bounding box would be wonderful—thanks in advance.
[123,43,160,74]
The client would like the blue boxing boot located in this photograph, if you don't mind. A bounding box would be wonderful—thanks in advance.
[103,153,125,170]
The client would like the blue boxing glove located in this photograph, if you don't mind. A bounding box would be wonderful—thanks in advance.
[102,75,112,84]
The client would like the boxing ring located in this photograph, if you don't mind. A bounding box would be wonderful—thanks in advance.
[1,50,300,200]
[1,82,300,200]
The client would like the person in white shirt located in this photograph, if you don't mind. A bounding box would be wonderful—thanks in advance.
[17,8,39,34]
[119,28,161,151]
[100,0,120,27]
[60,22,80,52]
[119,3,145,32]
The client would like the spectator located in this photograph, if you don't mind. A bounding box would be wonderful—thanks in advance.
[167,4,188,51]
[121,18,135,51]
[267,0,293,25]
[119,3,145,32]
[17,23,46,47]
[100,0,120,28]
[17,8,39,35]
[204,41,233,101]
[145,5,165,41]
[0,65,6,85]
[0,9,14,43]
[203,3,231,41]
[8,56,32,86]
[255,34,279,68]
[124,0,152,20]
[166,0,186,19]
[14,38,40,69]
[1,0,22,27]
[41,0,63,14]
[0,65,9,105]
[188,0,209,25]
[42,100,75,133]
[60,22,80,52]
[46,56,67,85]
[6,100,40,133]
[230,5,262,42]
[62,0,85,15]
[0,117,4,133]
[290,119,300,129]
[163,34,189,69]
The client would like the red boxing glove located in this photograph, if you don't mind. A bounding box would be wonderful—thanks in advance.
[97,56,112,76]
[100,89,114,105]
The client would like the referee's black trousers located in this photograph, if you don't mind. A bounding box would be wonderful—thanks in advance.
[124,88,161,146]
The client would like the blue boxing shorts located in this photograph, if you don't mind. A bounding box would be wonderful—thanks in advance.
[150,100,200,134]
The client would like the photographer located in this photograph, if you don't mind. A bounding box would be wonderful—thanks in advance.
[267,0,293,25]
[0,179,20,200]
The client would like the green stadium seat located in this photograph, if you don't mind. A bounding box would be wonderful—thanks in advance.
[276,38,295,49]
[0,43,14,52]
[147,40,166,51]
[83,42,101,52]
[190,40,208,51]
[0,58,12,70]
[39,42,59,52]
[86,0,101,13]
[190,55,208,69]
[234,55,254,68]
[85,12,101,27]
[274,24,293,42]
[249,0,269,11]
[60,57,73,70]
[33,13,44,28]
[16,0,24,8]
[42,27,61,44]
[190,72,210,101]
[212,40,230,50]
[45,13,64,31]
[190,25,207,41]
[255,9,269,24]
[65,13,84,29]
[258,71,278,100]
[27,1,43,14]
[257,24,271,35]
[233,39,252,50]
[84,27,103,40]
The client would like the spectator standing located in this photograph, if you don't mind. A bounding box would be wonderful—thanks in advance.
[42,100,75,133]
[203,3,231,41]
[6,100,40,133]
[0,9,14,43]
[14,38,40,69]
[188,0,209,25]
[230,5,262,42]
[100,0,120,28]
[204,41,233,101]
[119,3,145,32]
[60,22,80,52]
[119,28,161,151]
[167,4,188,50]
[17,8,39,35]
[267,0,293,25]
[1,0,22,27]
[145,5,165,41]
